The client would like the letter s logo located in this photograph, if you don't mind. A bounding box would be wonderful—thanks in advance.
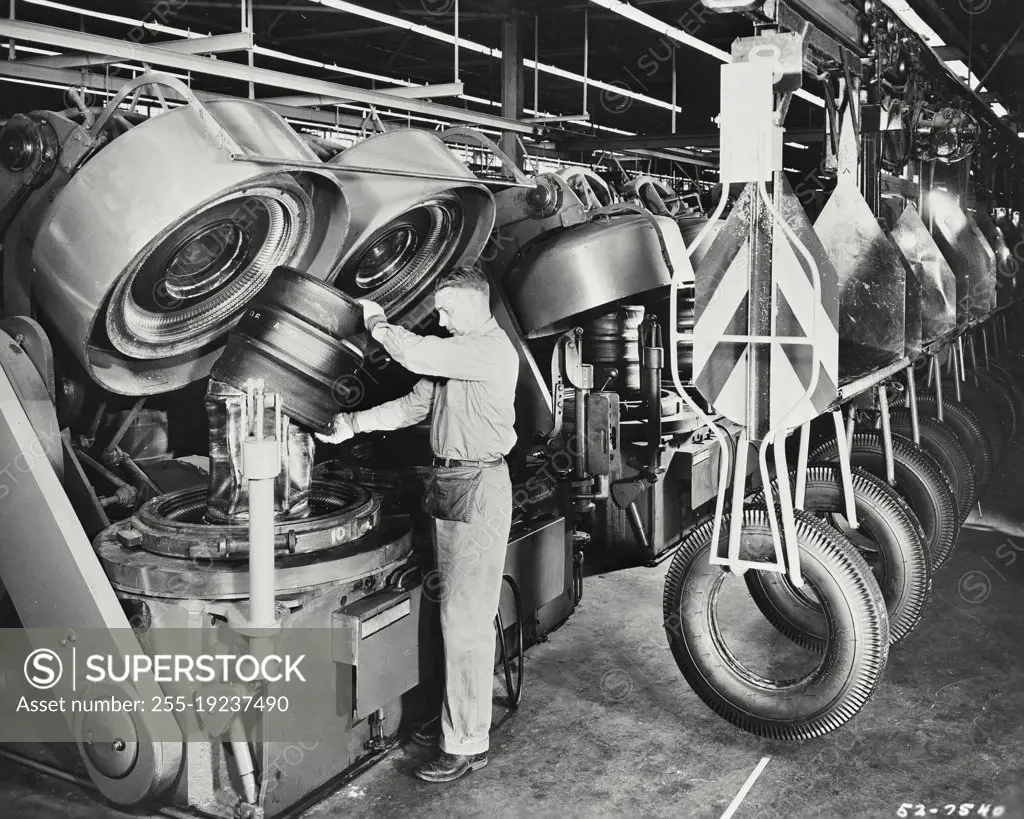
[24,649,63,690]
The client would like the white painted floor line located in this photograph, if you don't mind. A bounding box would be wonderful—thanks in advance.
[720,756,772,819]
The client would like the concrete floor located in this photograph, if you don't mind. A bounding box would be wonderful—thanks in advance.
[4,448,1024,819]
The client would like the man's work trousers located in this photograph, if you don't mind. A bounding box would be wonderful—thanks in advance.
[432,463,512,756]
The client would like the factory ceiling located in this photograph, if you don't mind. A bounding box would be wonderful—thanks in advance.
[0,0,1020,175]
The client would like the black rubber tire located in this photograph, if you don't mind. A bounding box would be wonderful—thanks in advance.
[746,467,931,650]
[663,508,889,740]
[939,378,1007,460]
[983,364,1024,428]
[973,369,1020,443]
[809,432,959,571]
[992,354,1024,386]
[888,409,977,524]
[911,394,994,494]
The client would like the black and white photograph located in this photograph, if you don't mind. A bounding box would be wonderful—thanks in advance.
[0,1,1021,816]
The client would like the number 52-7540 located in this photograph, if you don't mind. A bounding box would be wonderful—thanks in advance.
[897,804,1005,817]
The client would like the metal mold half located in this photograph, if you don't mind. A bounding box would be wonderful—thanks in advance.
[927,195,997,321]
[504,212,688,339]
[95,512,411,600]
[815,180,907,380]
[31,99,350,396]
[211,265,366,433]
[125,477,379,560]
[327,129,496,331]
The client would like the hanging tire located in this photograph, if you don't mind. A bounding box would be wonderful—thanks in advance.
[940,378,1007,459]
[808,431,959,571]
[888,409,977,524]
[983,364,1024,429]
[663,507,889,740]
[746,466,931,650]
[974,369,1020,442]
[910,394,994,494]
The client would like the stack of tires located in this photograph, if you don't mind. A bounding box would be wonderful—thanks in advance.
[660,343,1022,740]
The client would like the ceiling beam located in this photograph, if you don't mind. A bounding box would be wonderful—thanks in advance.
[626,148,717,168]
[18,31,254,70]
[560,127,825,152]
[0,19,538,134]
[260,82,465,105]
[0,59,389,132]
[0,61,707,176]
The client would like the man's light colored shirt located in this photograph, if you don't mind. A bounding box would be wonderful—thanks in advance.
[351,317,518,461]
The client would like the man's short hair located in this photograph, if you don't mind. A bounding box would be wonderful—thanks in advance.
[435,265,490,297]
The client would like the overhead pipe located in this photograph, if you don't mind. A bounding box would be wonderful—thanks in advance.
[230,152,534,189]
[0,18,538,135]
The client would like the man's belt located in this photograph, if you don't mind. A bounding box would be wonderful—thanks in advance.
[431,456,504,468]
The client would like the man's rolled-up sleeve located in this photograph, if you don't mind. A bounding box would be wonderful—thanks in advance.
[372,324,503,381]
[352,378,435,433]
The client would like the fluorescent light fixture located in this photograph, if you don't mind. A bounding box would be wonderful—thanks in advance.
[992,103,1009,118]
[24,0,203,37]
[784,167,800,173]
[314,0,681,112]
[253,45,419,87]
[786,141,809,150]
[13,43,190,81]
[520,57,679,112]
[587,0,823,108]
[25,0,630,138]
[13,44,59,56]
[588,0,730,61]
[945,59,986,91]
[947,60,969,78]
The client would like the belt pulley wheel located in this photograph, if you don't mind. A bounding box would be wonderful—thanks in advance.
[106,177,314,360]
[663,507,889,740]
[130,478,378,559]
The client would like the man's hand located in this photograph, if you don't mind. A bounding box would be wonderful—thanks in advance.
[358,299,387,333]
[315,413,356,445]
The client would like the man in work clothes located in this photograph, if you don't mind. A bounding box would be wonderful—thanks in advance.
[318,266,519,782]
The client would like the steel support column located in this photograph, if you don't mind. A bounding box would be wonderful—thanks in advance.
[500,8,526,166]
